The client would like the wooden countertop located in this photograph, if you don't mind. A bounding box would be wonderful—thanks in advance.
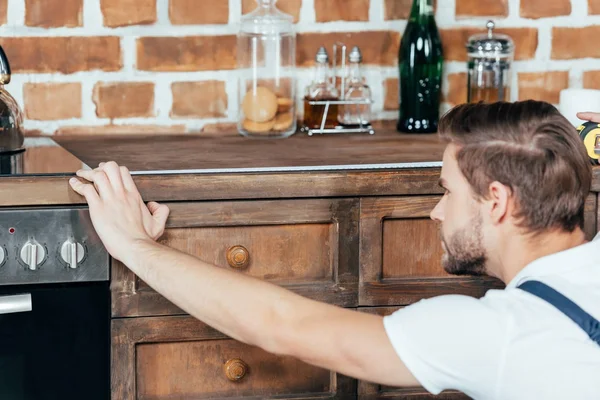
[1,130,599,207]
[57,130,446,172]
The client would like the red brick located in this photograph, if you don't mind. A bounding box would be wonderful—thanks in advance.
[170,0,228,25]
[201,122,239,136]
[242,0,302,23]
[385,0,411,19]
[297,31,400,67]
[384,0,437,20]
[583,71,600,90]
[456,0,507,17]
[518,71,569,103]
[444,73,468,106]
[315,0,370,22]
[440,28,538,61]
[101,0,156,27]
[521,0,570,18]
[137,36,236,72]
[0,0,6,25]
[24,83,81,120]
[0,37,121,73]
[171,81,228,118]
[384,78,399,111]
[552,27,600,59]
[589,0,600,14]
[93,82,155,118]
[55,125,187,136]
[26,0,82,27]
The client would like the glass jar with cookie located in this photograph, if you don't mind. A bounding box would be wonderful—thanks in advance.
[237,0,296,138]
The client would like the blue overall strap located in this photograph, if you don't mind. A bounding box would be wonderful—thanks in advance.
[518,280,600,346]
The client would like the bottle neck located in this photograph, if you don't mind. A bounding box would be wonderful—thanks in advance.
[314,62,330,84]
[256,0,276,8]
[347,62,362,83]
[409,0,434,21]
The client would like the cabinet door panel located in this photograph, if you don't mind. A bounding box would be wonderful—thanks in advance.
[112,315,356,400]
[112,199,359,317]
[359,196,503,306]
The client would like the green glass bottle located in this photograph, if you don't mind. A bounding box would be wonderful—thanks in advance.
[397,0,443,134]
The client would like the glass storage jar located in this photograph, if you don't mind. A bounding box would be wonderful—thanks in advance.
[466,20,514,104]
[237,0,296,138]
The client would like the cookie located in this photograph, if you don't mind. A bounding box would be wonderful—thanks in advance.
[242,87,278,123]
[242,118,275,134]
[273,112,294,131]
[277,97,294,113]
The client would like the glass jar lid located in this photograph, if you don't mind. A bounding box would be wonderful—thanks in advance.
[466,20,514,57]
[240,0,294,35]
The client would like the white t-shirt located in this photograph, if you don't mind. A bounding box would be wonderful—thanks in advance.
[383,239,600,400]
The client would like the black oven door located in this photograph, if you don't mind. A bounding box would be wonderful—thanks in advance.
[0,282,110,400]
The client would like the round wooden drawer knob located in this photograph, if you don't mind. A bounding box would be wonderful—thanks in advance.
[224,358,249,382]
[227,245,250,269]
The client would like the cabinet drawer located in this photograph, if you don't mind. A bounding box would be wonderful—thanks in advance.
[112,315,356,400]
[112,199,359,317]
[358,307,471,400]
[359,196,503,306]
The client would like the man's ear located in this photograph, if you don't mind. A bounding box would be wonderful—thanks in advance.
[486,181,511,224]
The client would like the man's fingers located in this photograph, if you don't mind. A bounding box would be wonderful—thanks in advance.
[147,201,161,214]
[576,112,600,123]
[76,169,113,198]
[148,201,170,238]
[98,161,126,194]
[119,166,138,193]
[148,202,170,222]
[69,178,100,207]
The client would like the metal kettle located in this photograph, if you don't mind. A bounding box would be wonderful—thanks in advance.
[0,45,23,153]
[0,45,25,175]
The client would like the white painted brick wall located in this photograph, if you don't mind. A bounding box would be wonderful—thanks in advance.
[1,0,598,134]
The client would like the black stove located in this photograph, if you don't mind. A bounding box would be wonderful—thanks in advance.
[0,39,110,400]
[0,137,89,176]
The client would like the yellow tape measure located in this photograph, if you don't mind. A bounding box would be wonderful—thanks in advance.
[577,121,600,165]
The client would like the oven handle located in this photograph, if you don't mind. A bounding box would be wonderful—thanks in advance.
[0,293,32,314]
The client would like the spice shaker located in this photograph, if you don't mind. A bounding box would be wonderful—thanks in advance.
[338,46,372,126]
[303,47,339,130]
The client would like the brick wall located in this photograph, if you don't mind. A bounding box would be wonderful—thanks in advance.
[1,0,599,136]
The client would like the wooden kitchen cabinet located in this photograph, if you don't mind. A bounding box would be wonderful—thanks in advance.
[112,315,357,400]
[31,134,598,399]
[109,192,599,400]
[359,196,503,306]
[111,198,360,318]
[358,193,599,306]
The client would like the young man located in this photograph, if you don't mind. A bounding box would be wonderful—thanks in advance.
[70,101,600,399]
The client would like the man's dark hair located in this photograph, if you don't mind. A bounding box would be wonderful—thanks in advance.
[438,100,592,233]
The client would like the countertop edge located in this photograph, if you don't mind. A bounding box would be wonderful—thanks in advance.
[2,166,599,207]
[0,168,444,207]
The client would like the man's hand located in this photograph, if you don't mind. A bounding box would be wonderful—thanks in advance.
[576,112,600,123]
[69,161,170,263]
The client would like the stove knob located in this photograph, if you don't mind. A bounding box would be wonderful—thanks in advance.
[20,240,46,271]
[0,246,5,267]
[60,239,85,269]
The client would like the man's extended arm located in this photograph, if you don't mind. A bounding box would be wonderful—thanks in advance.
[70,161,419,388]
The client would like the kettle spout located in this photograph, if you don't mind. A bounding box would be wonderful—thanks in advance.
[0,46,11,85]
